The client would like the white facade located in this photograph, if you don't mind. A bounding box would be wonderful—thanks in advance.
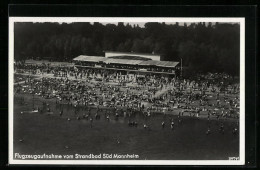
[105,51,161,61]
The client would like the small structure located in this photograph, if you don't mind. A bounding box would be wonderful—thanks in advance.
[105,51,161,61]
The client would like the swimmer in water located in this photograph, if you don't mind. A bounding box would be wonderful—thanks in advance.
[106,115,110,121]
[115,112,119,120]
[90,117,93,128]
[232,127,238,135]
[59,110,63,116]
[206,127,211,135]
[161,121,165,128]
[171,121,174,130]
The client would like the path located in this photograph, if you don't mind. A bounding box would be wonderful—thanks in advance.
[141,85,172,107]
[152,85,172,99]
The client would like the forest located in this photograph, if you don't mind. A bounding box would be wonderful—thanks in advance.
[14,22,240,75]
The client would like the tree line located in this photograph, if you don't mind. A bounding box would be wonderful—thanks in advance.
[14,22,240,75]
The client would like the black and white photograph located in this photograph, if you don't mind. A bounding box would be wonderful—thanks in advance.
[9,17,245,165]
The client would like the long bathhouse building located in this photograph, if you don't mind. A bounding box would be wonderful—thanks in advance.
[73,51,180,77]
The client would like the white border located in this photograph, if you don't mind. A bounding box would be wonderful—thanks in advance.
[8,17,245,165]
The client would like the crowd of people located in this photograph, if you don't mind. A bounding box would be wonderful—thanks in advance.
[14,62,240,134]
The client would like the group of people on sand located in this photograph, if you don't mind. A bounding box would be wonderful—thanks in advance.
[14,63,240,135]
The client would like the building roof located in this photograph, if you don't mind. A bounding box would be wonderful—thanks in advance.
[25,60,74,66]
[108,55,152,61]
[104,51,161,56]
[73,55,179,68]
[104,58,144,65]
[73,55,108,62]
[139,60,179,68]
[25,59,48,64]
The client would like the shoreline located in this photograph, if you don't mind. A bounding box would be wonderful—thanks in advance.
[14,93,239,122]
